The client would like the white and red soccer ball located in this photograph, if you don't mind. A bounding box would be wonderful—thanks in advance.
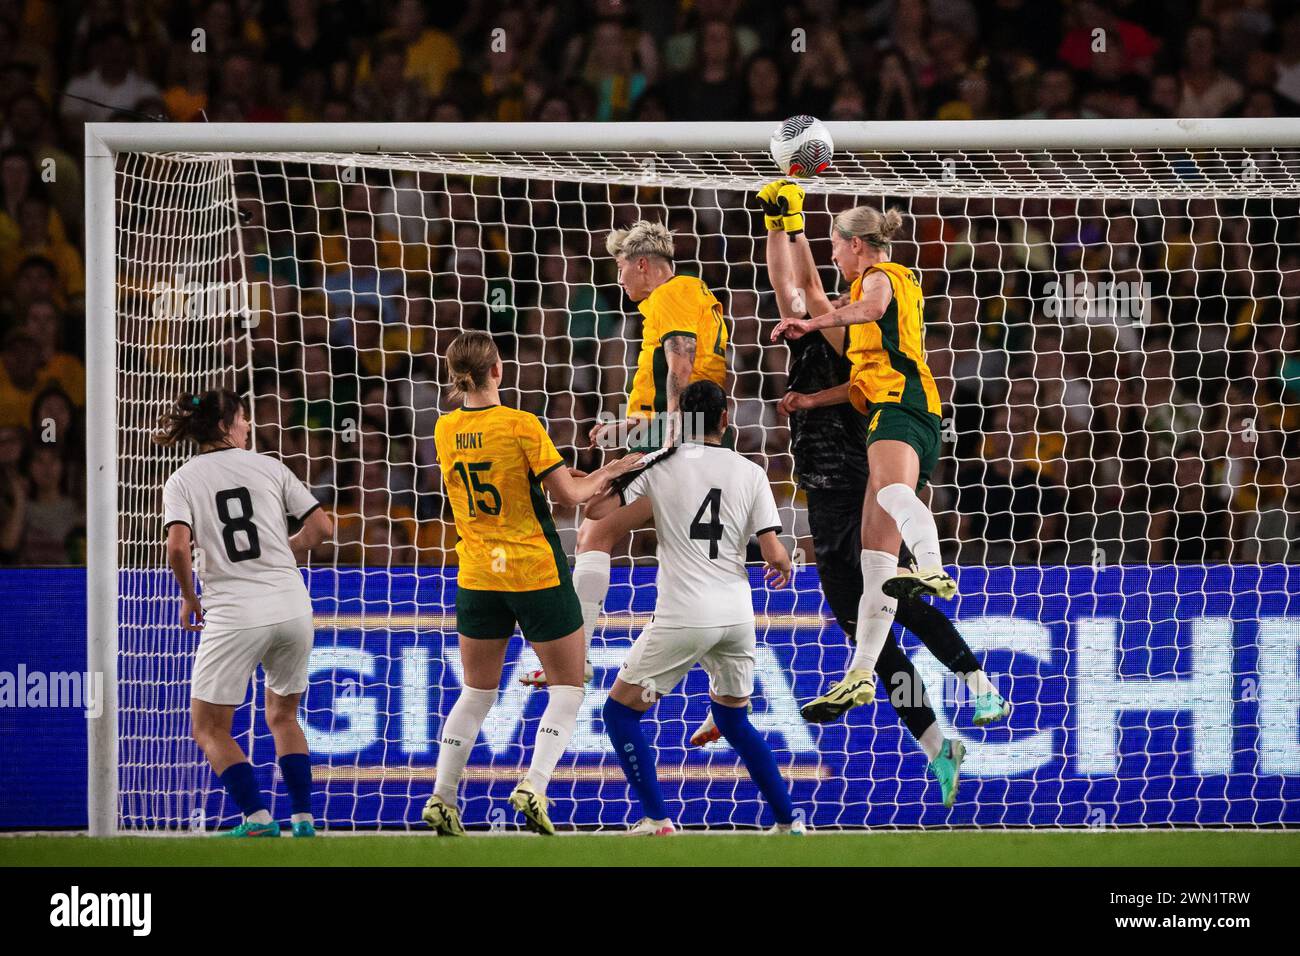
[769,115,834,177]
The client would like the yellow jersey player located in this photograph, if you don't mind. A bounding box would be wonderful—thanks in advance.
[522,220,731,688]
[766,180,958,724]
[421,330,641,836]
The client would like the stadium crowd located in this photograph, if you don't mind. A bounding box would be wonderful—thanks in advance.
[3,0,1300,566]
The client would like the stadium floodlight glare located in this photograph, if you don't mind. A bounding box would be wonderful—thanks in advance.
[86,120,1300,836]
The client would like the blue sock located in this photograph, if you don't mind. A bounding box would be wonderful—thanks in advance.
[711,701,795,825]
[602,697,670,821]
[218,761,267,818]
[278,753,313,816]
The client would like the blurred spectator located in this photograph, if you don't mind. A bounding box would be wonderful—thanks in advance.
[1179,22,1244,117]
[0,92,81,231]
[572,18,659,121]
[740,52,784,121]
[2,194,82,305]
[353,40,430,122]
[1162,448,1233,562]
[18,443,82,565]
[0,424,26,563]
[665,0,760,75]
[59,24,159,131]
[872,47,921,120]
[1057,1,1158,78]
[670,20,744,120]
[787,25,851,117]
[1276,12,1300,108]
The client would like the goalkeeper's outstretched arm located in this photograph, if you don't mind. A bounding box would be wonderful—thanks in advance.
[758,179,833,318]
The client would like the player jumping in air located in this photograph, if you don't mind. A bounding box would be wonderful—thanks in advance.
[521,220,730,688]
[157,389,334,837]
[766,181,1008,736]
[423,331,642,836]
[587,380,801,835]
[699,181,1010,804]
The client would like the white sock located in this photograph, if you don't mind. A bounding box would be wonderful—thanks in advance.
[572,550,611,650]
[964,669,998,698]
[919,723,945,761]
[876,482,943,570]
[291,812,313,825]
[526,684,584,796]
[847,549,899,675]
[434,685,496,805]
[247,809,272,824]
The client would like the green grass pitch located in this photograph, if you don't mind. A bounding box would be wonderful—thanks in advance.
[3,831,1297,867]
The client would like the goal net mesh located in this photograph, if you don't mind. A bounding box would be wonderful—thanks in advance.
[113,142,1300,831]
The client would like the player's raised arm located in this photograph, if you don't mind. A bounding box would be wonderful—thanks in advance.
[772,205,903,342]
[662,333,696,426]
[758,179,833,322]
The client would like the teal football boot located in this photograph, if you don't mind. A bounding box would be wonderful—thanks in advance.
[972,691,1012,726]
[928,738,966,808]
[217,819,280,838]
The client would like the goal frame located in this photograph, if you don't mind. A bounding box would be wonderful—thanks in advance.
[84,117,1300,836]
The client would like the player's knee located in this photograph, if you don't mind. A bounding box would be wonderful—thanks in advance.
[264,703,299,733]
[876,482,917,516]
[190,718,223,750]
[576,517,613,554]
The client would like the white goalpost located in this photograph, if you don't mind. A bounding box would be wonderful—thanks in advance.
[86,119,1300,836]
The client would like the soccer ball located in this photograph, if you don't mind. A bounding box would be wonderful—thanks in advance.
[769,115,834,177]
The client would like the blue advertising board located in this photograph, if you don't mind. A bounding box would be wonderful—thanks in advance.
[1,565,1298,830]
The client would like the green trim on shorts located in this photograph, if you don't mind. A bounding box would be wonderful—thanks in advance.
[864,402,942,489]
[456,581,583,644]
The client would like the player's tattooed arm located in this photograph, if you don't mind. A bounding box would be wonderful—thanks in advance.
[663,333,696,408]
[663,332,696,443]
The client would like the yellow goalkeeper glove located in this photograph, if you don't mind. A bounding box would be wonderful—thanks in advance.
[775,180,805,234]
[755,179,789,231]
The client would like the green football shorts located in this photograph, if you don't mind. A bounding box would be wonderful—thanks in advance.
[456,580,583,644]
[864,402,943,490]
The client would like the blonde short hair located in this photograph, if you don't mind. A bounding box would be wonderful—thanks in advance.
[833,205,905,249]
[605,220,674,261]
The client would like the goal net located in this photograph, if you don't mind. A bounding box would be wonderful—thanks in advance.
[89,121,1300,834]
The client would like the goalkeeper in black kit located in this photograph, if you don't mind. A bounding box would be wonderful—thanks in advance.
[752,179,1010,806]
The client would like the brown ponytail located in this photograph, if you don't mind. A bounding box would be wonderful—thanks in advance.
[153,389,247,447]
[445,330,500,400]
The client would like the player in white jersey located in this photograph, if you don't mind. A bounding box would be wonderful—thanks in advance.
[587,381,803,835]
[156,389,333,838]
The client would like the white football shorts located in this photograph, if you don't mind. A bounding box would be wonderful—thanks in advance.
[190,612,316,706]
[617,620,755,699]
